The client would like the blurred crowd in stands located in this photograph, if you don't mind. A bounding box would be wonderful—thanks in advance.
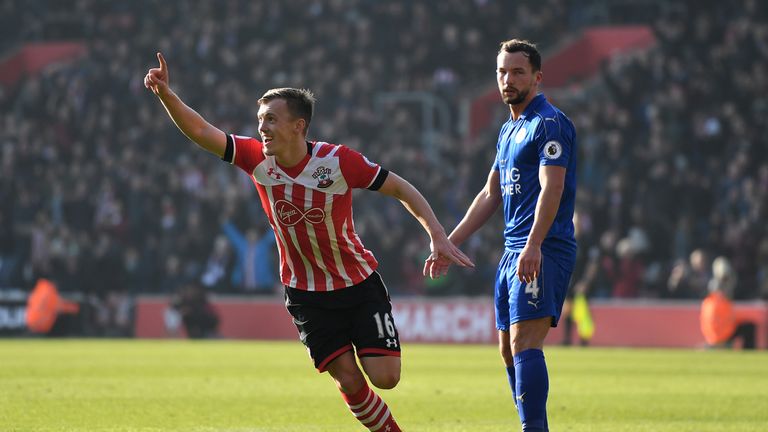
[0,0,766,335]
[566,0,768,302]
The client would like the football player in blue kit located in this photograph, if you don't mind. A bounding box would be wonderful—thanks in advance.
[425,39,577,431]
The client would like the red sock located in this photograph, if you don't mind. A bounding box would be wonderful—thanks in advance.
[341,383,402,431]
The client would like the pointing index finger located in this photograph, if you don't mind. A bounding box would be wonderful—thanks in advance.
[157,52,167,72]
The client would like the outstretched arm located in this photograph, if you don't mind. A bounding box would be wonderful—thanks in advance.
[424,169,502,277]
[376,172,474,278]
[144,52,227,157]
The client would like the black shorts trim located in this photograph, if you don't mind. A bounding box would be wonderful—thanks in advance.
[357,348,401,358]
[317,344,354,372]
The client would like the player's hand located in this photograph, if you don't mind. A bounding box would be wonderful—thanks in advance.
[423,236,474,279]
[517,243,541,283]
[423,254,452,280]
[144,52,169,97]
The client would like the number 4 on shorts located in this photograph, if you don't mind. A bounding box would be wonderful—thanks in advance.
[525,278,540,299]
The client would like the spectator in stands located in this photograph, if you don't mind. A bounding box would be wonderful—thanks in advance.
[158,254,186,294]
[612,235,647,298]
[221,220,276,293]
[200,235,234,292]
[667,249,711,299]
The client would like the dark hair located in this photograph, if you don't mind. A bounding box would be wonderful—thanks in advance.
[498,39,541,72]
[258,88,316,134]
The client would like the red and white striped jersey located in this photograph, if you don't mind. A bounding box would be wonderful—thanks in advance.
[225,134,387,291]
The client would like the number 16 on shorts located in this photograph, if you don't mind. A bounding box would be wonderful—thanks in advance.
[373,312,398,348]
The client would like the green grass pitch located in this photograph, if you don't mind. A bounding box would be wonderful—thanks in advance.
[1,339,767,431]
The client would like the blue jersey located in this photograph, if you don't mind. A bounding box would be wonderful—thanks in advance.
[492,94,577,257]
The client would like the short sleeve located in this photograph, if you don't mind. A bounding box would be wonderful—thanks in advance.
[336,145,383,189]
[537,116,574,168]
[224,134,266,173]
[493,120,512,172]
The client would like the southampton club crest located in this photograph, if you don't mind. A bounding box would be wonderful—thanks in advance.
[312,166,334,188]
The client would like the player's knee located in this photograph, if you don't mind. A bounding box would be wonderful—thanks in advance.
[511,329,534,352]
[332,369,367,394]
[511,339,528,354]
[511,331,547,354]
[335,375,366,394]
[510,318,550,354]
[369,369,400,389]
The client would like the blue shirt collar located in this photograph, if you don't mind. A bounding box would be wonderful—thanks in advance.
[510,93,546,122]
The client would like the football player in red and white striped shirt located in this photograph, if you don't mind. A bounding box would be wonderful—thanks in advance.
[145,53,473,431]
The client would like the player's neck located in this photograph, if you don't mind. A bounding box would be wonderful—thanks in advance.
[509,90,538,121]
[509,98,532,120]
[274,138,309,168]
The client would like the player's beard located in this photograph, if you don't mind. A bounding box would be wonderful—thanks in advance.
[503,87,529,105]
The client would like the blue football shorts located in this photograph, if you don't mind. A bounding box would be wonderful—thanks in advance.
[494,248,575,331]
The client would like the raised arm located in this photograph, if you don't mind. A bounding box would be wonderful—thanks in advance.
[144,52,227,157]
[424,169,501,277]
[376,172,474,277]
